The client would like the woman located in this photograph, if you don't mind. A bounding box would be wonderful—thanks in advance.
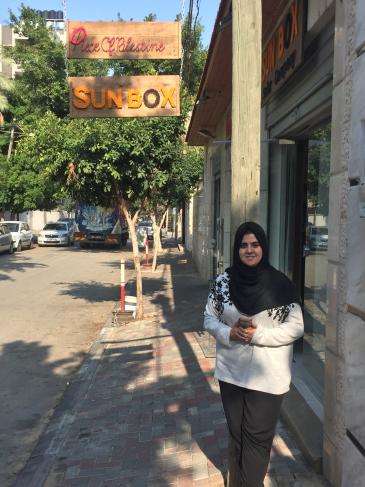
[204,222,303,487]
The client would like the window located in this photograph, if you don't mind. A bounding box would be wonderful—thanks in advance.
[301,124,331,397]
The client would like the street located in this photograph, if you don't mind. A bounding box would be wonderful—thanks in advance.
[0,244,129,487]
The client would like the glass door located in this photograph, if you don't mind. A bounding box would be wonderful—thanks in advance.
[301,124,331,395]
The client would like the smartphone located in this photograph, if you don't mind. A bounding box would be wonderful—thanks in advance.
[238,316,252,328]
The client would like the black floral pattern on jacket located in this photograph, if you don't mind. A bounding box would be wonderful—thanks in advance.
[267,303,296,323]
[209,273,232,319]
[209,273,296,323]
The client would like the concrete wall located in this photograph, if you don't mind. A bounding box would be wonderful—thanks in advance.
[341,0,365,483]
[324,0,365,485]
[190,108,232,282]
[0,23,65,79]
[1,210,74,235]
[192,157,213,282]
[0,25,25,78]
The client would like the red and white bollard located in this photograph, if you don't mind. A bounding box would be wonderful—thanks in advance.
[120,258,126,311]
[144,237,151,267]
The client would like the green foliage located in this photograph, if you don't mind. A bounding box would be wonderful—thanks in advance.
[0,114,66,212]
[5,7,68,122]
[170,146,204,206]
[5,7,109,124]
[1,6,206,215]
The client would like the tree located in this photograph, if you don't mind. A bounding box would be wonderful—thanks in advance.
[4,6,207,318]
[0,6,110,212]
[5,6,109,125]
[13,110,187,317]
[147,145,204,271]
[0,114,65,214]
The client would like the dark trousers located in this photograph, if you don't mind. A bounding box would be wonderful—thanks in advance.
[219,380,284,487]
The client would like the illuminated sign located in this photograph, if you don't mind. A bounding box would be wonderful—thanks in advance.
[69,75,180,118]
[261,0,303,103]
[67,21,181,60]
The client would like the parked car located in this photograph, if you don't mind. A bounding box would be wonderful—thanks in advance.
[308,226,328,250]
[0,223,14,254]
[3,221,33,251]
[137,220,154,240]
[57,218,77,230]
[38,222,74,247]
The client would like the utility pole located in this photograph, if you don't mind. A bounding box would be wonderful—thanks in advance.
[231,0,262,242]
[228,1,262,486]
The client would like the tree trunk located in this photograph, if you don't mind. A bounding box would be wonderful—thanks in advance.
[120,201,144,320]
[150,210,167,272]
[165,208,169,235]
[7,123,15,161]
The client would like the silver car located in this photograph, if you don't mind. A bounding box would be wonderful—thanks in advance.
[38,222,74,247]
[0,223,14,254]
[3,221,33,251]
[308,226,328,250]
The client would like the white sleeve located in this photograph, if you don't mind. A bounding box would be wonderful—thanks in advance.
[250,303,304,347]
[203,279,231,347]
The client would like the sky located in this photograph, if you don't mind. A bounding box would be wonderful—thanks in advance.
[0,0,221,48]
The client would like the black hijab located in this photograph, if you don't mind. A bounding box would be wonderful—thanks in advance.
[227,222,300,315]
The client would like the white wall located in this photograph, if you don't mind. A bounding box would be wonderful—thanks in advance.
[1,210,74,235]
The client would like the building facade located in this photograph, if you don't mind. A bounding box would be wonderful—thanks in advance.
[0,10,66,80]
[186,1,365,485]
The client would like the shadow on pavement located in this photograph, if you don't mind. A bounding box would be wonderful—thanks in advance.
[0,254,48,281]
[143,250,228,477]
[13,248,228,486]
[53,280,119,303]
[0,340,87,487]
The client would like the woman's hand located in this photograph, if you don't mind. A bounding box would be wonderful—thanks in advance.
[230,319,257,344]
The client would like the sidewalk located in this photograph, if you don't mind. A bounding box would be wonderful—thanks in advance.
[15,246,329,487]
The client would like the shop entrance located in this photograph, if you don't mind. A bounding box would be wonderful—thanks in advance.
[268,123,331,404]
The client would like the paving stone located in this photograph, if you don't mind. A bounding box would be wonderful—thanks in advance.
[13,247,329,487]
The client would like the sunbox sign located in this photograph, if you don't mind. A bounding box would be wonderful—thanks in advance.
[261,0,303,104]
[67,21,181,60]
[69,75,180,118]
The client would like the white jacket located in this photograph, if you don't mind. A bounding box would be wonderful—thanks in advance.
[204,272,304,395]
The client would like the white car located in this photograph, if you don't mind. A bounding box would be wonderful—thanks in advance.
[3,221,33,251]
[38,222,74,247]
[0,223,14,254]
